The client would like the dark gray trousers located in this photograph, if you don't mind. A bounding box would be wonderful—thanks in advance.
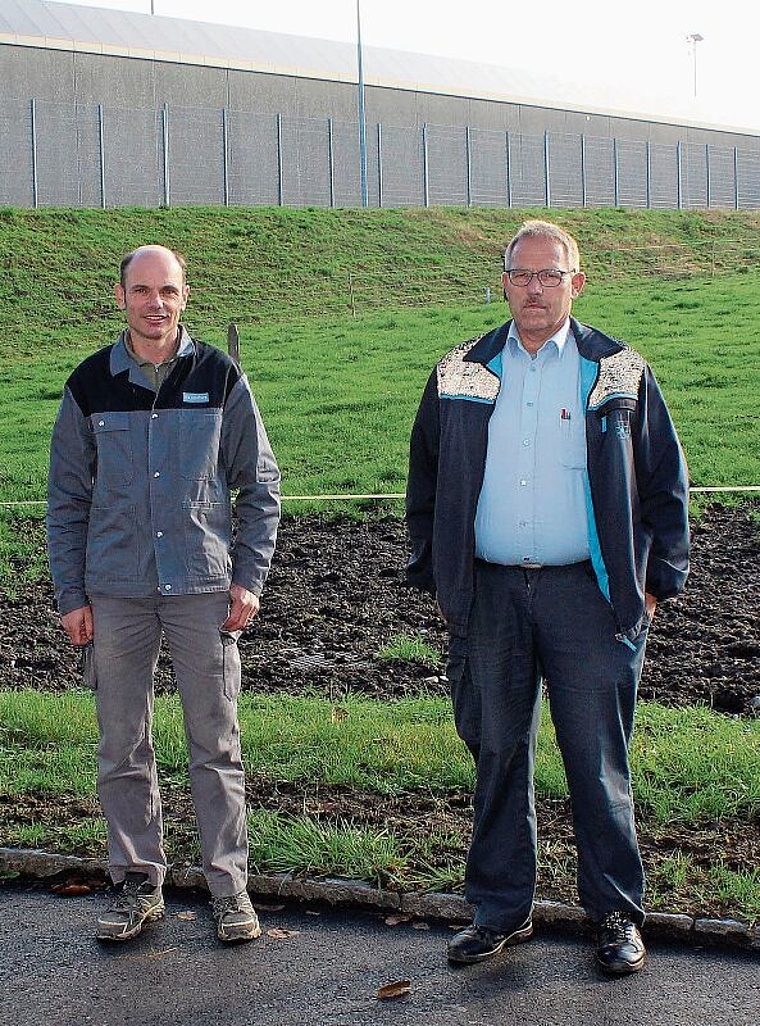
[450,560,648,931]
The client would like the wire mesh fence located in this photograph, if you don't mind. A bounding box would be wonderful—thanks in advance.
[3,97,760,211]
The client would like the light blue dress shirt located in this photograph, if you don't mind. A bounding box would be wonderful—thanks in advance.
[474,319,591,567]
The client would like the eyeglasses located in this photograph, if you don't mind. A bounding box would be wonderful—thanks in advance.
[505,268,574,288]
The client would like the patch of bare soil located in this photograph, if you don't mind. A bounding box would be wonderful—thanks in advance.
[2,503,760,918]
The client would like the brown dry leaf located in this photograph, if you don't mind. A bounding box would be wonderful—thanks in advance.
[384,913,413,927]
[376,980,412,1001]
[331,706,349,722]
[266,927,301,939]
[51,884,92,896]
[175,910,197,921]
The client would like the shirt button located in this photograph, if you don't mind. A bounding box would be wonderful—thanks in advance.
[522,439,530,447]
[153,471,160,478]
[520,479,528,486]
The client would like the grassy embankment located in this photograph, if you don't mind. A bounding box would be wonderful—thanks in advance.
[1,206,759,920]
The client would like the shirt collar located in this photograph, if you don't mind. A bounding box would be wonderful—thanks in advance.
[507,317,572,358]
[111,325,193,375]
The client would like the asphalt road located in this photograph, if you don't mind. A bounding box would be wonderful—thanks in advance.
[2,881,759,1026]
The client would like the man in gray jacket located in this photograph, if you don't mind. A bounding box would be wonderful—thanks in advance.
[47,245,281,944]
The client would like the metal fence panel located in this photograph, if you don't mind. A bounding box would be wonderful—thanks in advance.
[469,128,509,207]
[377,124,425,207]
[649,143,679,209]
[331,118,364,208]
[280,116,331,208]
[736,148,760,209]
[583,136,615,207]
[227,110,280,206]
[166,106,225,206]
[34,102,102,207]
[509,133,546,206]
[548,133,583,207]
[102,107,163,208]
[616,140,649,208]
[0,99,33,206]
[426,124,468,206]
[707,145,737,208]
[681,142,708,209]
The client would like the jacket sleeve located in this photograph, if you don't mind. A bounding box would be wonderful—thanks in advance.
[405,369,440,595]
[635,366,690,601]
[46,386,95,615]
[222,375,281,597]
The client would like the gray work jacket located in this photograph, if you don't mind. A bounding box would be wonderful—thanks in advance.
[47,329,281,615]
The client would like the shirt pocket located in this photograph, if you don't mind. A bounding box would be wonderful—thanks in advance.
[557,412,587,469]
[90,411,134,486]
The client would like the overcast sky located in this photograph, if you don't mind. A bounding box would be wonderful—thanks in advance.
[50,0,760,131]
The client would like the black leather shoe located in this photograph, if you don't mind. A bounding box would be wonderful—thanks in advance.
[595,911,646,974]
[447,916,533,964]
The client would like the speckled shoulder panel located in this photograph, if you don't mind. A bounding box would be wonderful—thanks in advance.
[588,346,645,409]
[437,337,499,403]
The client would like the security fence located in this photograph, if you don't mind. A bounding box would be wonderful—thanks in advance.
[3,96,760,210]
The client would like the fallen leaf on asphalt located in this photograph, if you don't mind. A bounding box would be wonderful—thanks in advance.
[266,928,301,939]
[51,883,92,896]
[384,913,413,926]
[175,910,197,921]
[305,909,322,916]
[376,980,412,1001]
[331,706,349,722]
[412,921,430,931]
[254,902,285,912]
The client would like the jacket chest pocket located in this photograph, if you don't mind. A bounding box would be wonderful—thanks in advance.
[179,409,223,481]
[91,412,134,485]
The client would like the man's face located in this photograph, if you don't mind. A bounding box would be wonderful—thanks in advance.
[115,247,189,352]
[502,236,585,352]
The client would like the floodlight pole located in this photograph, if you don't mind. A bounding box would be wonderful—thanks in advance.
[357,0,369,207]
[687,33,704,97]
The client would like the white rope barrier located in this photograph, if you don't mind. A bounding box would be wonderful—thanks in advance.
[3,485,760,508]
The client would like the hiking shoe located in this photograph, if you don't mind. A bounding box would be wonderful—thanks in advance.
[447,916,534,964]
[96,872,164,941]
[211,889,262,943]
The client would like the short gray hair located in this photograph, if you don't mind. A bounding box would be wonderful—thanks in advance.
[504,220,580,272]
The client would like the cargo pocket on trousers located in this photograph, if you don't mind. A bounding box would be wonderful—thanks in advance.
[219,629,242,700]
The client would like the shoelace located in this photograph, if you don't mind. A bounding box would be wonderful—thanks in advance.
[212,895,243,915]
[112,878,147,910]
[601,912,635,943]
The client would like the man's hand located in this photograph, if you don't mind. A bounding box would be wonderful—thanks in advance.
[61,605,94,646]
[223,584,260,632]
[645,592,658,622]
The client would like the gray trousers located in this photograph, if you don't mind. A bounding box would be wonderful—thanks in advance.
[90,592,248,897]
[450,560,648,931]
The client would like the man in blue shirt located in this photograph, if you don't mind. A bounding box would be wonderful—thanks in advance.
[406,220,689,974]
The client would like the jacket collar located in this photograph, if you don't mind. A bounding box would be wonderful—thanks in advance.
[464,317,624,367]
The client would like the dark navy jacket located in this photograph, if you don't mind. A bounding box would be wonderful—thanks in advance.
[406,318,690,643]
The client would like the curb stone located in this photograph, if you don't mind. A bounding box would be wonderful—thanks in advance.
[1,847,758,952]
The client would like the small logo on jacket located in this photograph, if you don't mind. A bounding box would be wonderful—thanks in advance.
[183,392,210,404]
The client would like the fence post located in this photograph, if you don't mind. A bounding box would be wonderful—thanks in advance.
[276,113,284,206]
[30,99,39,209]
[676,140,683,210]
[465,125,473,207]
[327,117,335,208]
[422,123,429,207]
[222,106,230,207]
[705,142,710,209]
[98,103,106,209]
[377,122,383,208]
[646,140,652,209]
[580,135,587,208]
[733,146,739,209]
[613,136,619,207]
[543,131,551,207]
[505,130,512,208]
[161,102,170,207]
